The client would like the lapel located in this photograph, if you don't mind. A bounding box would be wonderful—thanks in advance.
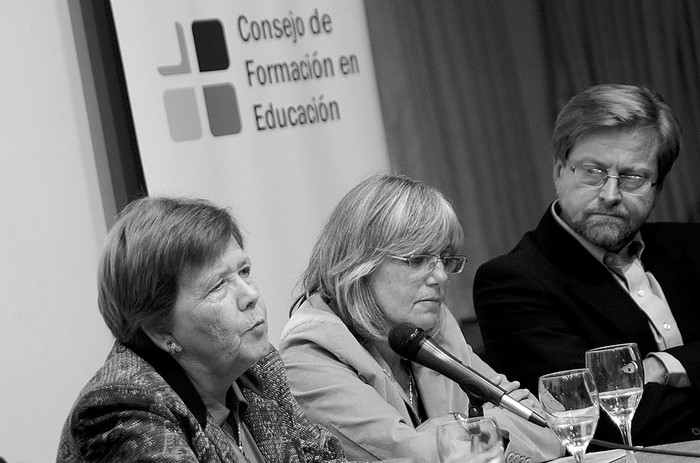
[531,207,658,350]
[128,341,244,462]
[366,342,421,425]
[412,364,454,417]
[238,361,305,462]
[412,310,471,417]
[240,389,288,460]
[131,340,209,427]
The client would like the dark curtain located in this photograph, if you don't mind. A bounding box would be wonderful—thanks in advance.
[365,0,700,330]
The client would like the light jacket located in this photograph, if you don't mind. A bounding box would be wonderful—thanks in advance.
[280,294,563,462]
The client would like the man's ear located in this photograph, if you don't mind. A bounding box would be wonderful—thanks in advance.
[553,158,565,183]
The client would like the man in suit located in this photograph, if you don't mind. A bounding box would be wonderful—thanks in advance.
[474,84,700,446]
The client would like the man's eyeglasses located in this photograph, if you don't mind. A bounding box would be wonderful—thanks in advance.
[569,164,656,195]
[388,254,467,274]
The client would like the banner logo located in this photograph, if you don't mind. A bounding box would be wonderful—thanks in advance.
[159,20,242,141]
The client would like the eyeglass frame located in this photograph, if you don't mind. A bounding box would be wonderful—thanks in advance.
[568,163,657,195]
[387,253,467,274]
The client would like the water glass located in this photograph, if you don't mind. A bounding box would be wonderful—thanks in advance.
[586,343,644,463]
[437,415,504,463]
[539,368,600,463]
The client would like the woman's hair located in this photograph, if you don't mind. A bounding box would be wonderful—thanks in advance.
[98,196,244,349]
[299,173,463,342]
[552,83,682,187]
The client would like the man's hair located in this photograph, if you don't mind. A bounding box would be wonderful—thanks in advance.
[552,84,682,187]
[298,173,463,342]
[98,196,244,349]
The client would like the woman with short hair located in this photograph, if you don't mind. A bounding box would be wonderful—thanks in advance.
[58,196,351,463]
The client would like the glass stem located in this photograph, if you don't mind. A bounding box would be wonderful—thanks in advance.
[619,421,637,463]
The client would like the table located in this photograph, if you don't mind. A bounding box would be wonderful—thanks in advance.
[636,440,700,463]
[551,440,700,463]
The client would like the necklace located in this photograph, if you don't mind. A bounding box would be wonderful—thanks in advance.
[402,359,417,407]
[408,370,416,407]
[233,411,245,456]
[398,358,426,426]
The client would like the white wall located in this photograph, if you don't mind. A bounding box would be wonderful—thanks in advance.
[0,2,388,462]
[0,2,113,462]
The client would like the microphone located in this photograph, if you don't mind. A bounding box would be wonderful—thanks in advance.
[388,323,547,428]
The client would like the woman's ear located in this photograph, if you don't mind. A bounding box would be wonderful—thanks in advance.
[143,327,181,355]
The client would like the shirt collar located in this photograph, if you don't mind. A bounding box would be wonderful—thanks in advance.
[551,201,645,265]
[191,380,249,426]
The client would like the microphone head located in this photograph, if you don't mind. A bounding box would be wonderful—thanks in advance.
[388,323,428,360]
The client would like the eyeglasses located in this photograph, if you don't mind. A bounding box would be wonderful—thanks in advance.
[569,164,656,195]
[388,254,467,274]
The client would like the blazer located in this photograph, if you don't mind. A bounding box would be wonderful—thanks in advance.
[474,205,700,445]
[57,341,350,463]
[279,294,563,462]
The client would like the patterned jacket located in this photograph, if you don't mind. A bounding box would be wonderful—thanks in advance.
[57,341,351,462]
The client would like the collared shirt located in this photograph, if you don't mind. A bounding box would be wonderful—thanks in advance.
[551,202,689,387]
[192,379,266,462]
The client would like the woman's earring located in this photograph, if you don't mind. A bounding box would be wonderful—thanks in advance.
[167,340,182,355]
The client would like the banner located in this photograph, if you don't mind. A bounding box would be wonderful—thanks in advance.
[109,0,389,343]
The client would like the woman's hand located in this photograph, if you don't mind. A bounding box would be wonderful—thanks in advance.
[487,374,543,413]
[489,374,518,394]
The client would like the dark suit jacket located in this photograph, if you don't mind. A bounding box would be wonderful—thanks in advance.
[57,341,350,462]
[474,206,700,445]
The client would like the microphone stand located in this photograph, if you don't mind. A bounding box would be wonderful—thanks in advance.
[465,391,485,418]
[464,390,513,449]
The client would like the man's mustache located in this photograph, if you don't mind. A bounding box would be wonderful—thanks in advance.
[584,206,628,218]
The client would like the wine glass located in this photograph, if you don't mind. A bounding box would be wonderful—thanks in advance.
[586,343,644,463]
[437,415,504,463]
[539,368,600,463]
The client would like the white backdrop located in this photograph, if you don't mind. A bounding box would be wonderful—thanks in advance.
[109,0,390,344]
[0,2,387,461]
